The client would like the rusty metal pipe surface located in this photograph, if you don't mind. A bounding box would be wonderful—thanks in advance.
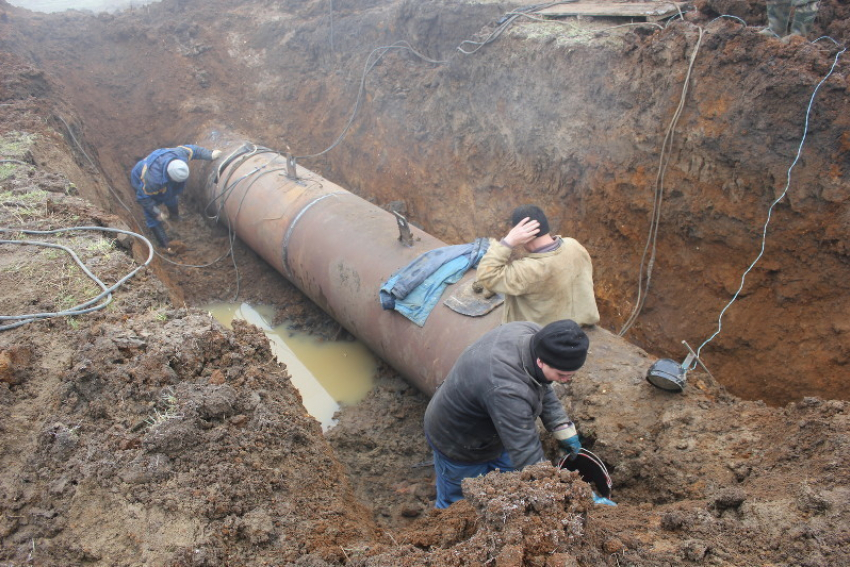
[203,139,501,396]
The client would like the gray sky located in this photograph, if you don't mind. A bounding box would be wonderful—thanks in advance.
[7,0,159,13]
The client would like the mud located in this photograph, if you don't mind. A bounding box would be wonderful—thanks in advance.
[1,0,850,565]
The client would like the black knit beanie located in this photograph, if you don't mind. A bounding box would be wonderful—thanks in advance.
[531,320,589,372]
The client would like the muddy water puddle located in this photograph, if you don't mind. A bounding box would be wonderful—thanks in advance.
[204,302,377,431]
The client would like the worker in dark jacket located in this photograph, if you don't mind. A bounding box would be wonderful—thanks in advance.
[424,319,588,508]
[130,144,221,251]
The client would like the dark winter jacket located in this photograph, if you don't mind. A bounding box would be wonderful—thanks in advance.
[424,321,573,469]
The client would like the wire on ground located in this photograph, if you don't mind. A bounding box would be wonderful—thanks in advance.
[0,226,154,331]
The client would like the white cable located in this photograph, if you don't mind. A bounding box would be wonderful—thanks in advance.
[0,226,154,330]
[691,46,846,367]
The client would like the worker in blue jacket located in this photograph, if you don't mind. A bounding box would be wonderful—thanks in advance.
[130,144,222,251]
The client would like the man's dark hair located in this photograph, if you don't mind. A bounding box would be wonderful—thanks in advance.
[511,204,550,235]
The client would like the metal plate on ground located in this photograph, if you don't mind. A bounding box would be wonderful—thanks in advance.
[535,1,690,21]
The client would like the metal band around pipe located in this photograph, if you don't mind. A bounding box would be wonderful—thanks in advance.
[281,192,346,279]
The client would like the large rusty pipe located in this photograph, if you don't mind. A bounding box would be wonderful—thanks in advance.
[202,139,501,396]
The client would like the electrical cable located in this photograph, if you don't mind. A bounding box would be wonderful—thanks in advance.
[202,144,292,300]
[208,6,847,373]
[295,41,449,161]
[616,15,848,370]
[711,15,748,27]
[2,237,113,322]
[297,1,657,161]
[328,0,335,52]
[0,226,154,331]
[457,1,579,55]
[202,144,269,295]
[0,159,33,167]
[206,143,332,300]
[688,44,847,369]
[222,165,291,300]
[619,25,704,337]
[151,145,277,271]
[55,114,136,218]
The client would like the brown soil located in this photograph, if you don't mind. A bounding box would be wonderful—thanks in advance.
[1,0,849,565]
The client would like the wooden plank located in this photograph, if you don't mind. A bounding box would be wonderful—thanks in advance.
[535,1,690,20]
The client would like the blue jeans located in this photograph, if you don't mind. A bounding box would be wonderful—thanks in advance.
[431,447,515,509]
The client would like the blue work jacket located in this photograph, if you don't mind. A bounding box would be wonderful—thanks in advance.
[130,145,214,204]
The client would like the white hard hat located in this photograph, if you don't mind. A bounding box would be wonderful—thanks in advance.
[166,159,190,182]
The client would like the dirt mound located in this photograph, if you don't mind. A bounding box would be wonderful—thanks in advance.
[0,162,376,565]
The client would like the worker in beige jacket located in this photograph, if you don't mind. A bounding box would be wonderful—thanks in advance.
[476,204,600,327]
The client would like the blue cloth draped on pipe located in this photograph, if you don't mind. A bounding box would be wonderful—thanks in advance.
[379,238,490,326]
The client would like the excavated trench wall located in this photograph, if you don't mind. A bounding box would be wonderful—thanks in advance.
[307,20,850,406]
[4,0,850,405]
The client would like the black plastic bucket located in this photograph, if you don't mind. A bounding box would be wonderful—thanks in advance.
[557,448,612,499]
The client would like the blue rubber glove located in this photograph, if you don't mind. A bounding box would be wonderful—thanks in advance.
[553,424,581,458]
[559,434,582,457]
[592,492,617,506]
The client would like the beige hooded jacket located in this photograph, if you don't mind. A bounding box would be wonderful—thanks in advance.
[476,236,600,327]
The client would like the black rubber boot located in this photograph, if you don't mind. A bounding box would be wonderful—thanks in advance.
[790,1,817,38]
[167,203,181,222]
[759,0,791,37]
[151,224,170,248]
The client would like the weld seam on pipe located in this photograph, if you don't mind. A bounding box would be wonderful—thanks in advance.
[281,191,346,279]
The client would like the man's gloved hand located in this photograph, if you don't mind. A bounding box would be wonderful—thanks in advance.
[211,150,222,160]
[472,280,496,299]
[151,206,167,222]
[559,434,582,458]
[553,424,582,459]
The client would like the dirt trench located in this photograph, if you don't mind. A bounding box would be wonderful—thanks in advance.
[1,0,850,565]
[4,0,850,405]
